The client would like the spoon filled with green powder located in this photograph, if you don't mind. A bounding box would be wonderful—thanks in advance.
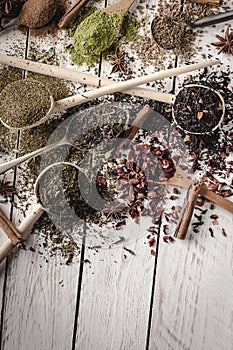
[70,0,136,67]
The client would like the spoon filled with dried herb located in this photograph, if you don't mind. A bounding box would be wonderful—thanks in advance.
[0,157,144,262]
[0,60,219,131]
[149,83,225,135]
[0,161,88,263]
[0,79,54,130]
[151,10,233,50]
[0,101,130,175]
[1,0,57,31]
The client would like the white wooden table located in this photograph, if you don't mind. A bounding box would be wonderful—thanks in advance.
[0,1,233,349]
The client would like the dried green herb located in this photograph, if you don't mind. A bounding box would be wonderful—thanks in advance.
[0,79,52,129]
[0,67,22,92]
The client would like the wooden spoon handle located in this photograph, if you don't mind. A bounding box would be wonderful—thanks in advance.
[54,60,219,112]
[0,54,175,103]
[104,0,136,14]
[0,204,43,264]
[58,0,91,28]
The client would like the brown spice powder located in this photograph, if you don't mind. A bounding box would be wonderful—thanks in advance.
[19,0,68,37]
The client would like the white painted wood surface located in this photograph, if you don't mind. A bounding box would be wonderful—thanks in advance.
[0,0,232,350]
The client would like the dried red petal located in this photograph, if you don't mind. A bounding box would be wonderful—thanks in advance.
[115,220,126,229]
[148,237,156,247]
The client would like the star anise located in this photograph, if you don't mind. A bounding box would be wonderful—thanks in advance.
[0,177,17,198]
[107,47,128,75]
[211,25,233,55]
[102,200,128,221]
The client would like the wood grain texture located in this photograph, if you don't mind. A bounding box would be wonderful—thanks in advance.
[0,12,83,350]
[75,219,155,350]
[149,2,233,348]
[1,249,80,350]
[150,208,233,350]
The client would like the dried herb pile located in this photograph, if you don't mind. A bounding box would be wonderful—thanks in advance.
[17,0,57,29]
[0,79,52,129]
[0,66,71,152]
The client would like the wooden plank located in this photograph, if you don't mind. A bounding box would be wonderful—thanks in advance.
[0,27,28,334]
[74,1,176,348]
[1,251,80,350]
[75,218,156,350]
[149,1,233,348]
[149,209,233,350]
[0,4,85,349]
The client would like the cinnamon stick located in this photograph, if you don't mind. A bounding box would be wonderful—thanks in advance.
[174,181,202,240]
[58,0,91,29]
[117,105,152,150]
[0,208,24,247]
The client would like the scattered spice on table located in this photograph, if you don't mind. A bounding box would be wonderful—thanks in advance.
[222,228,227,237]
[0,79,52,129]
[32,213,80,264]
[211,25,233,55]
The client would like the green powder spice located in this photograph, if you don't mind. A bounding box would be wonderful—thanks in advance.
[70,10,124,67]
[0,79,52,129]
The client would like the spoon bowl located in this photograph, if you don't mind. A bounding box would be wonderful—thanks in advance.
[151,10,233,50]
[1,0,57,31]
[172,84,225,135]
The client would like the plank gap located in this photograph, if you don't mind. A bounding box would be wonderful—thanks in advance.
[146,214,163,350]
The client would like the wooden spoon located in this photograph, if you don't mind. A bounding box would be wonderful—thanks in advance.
[0,60,218,132]
[103,0,136,14]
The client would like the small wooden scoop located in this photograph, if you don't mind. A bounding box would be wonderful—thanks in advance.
[103,0,136,14]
